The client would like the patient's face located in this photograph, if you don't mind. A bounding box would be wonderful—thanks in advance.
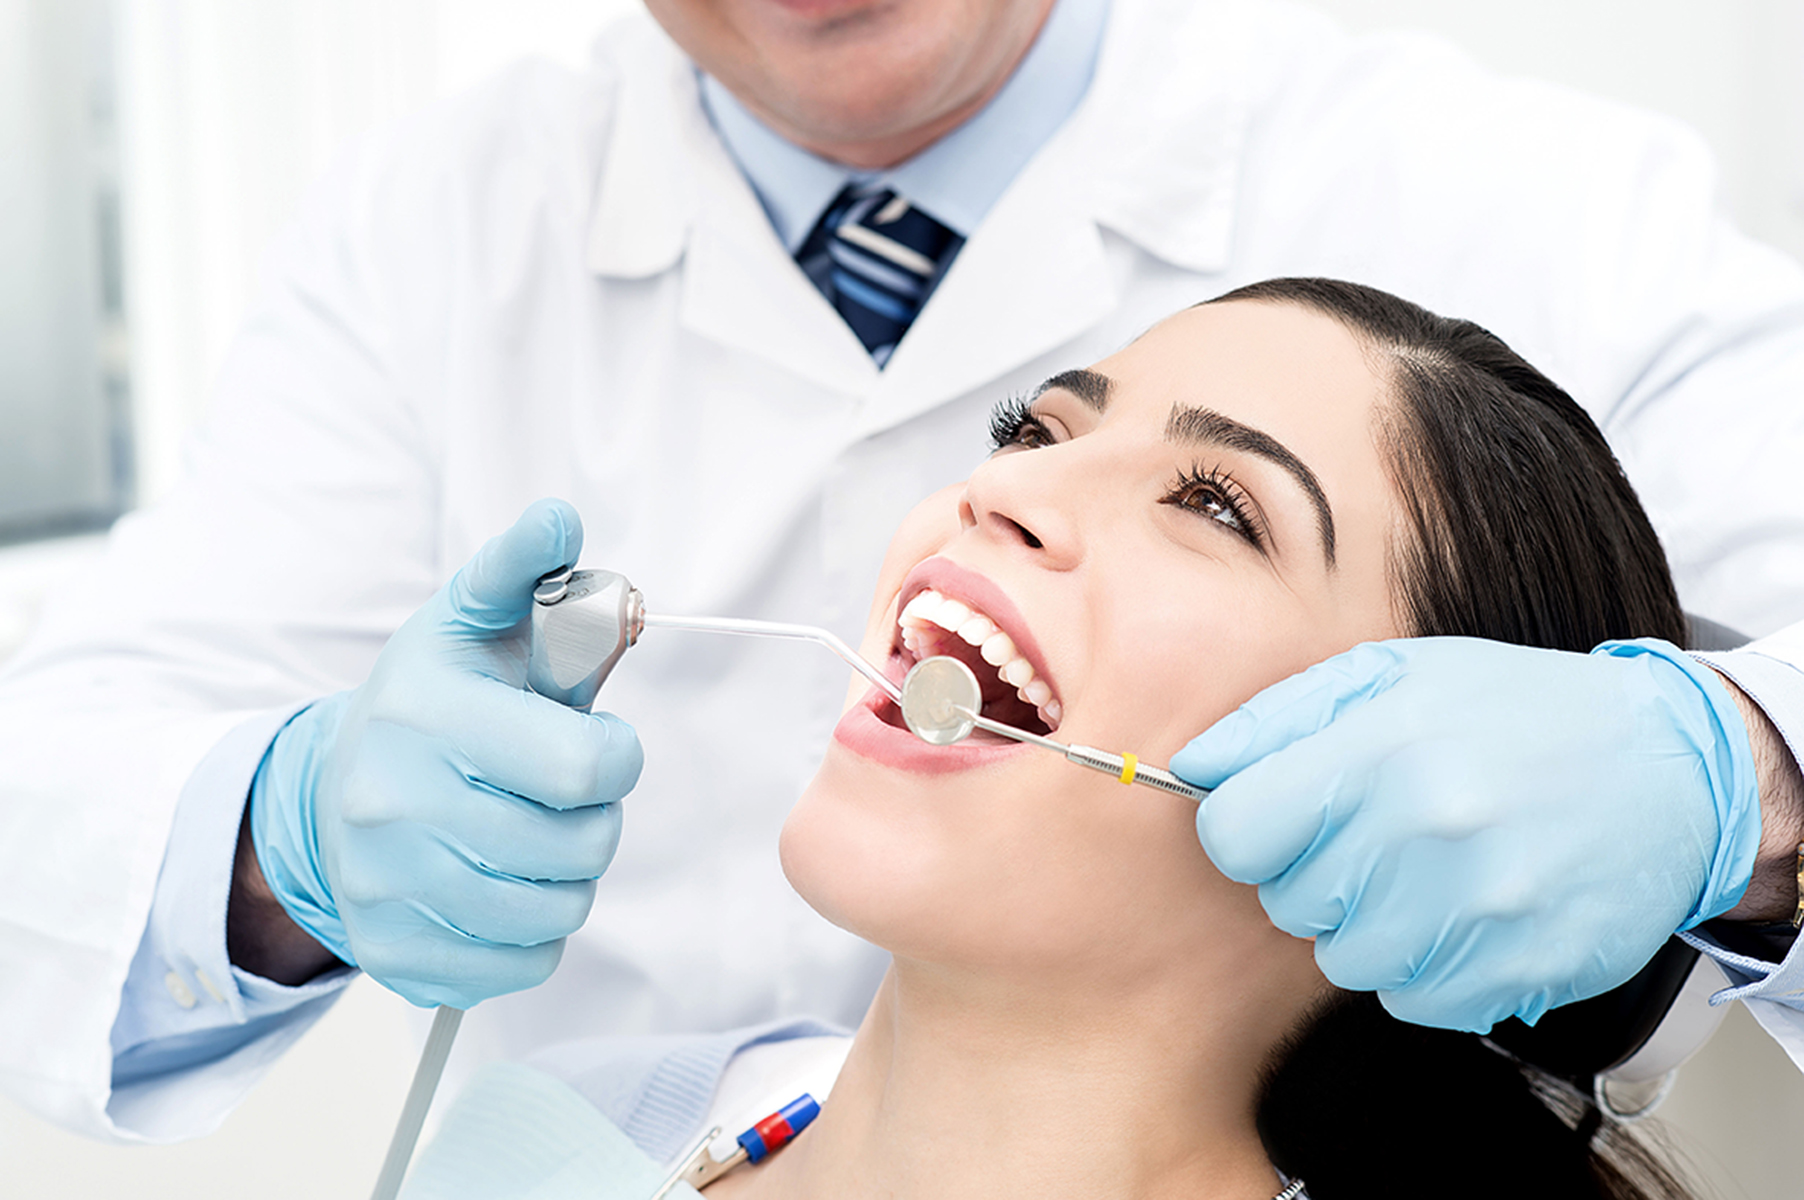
[782,300,1405,984]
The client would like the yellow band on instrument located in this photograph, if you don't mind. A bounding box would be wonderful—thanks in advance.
[1118,753,1138,786]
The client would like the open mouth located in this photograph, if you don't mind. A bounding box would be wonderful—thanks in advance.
[877,585,1062,742]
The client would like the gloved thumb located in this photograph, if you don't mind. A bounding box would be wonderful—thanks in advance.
[1170,640,1408,788]
[444,499,584,633]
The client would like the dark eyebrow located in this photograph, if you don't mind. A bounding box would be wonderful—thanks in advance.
[1031,368,1112,412]
[1164,405,1338,567]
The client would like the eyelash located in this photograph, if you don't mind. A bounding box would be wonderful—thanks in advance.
[1161,465,1266,549]
[988,396,1267,550]
[987,394,1056,452]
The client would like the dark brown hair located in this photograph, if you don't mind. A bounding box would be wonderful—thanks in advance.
[1204,279,1692,1200]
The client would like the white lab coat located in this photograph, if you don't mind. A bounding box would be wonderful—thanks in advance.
[6,0,1804,1142]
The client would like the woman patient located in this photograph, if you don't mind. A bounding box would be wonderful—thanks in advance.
[404,279,1693,1200]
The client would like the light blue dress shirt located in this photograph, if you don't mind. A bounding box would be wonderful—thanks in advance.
[107,0,1114,1104]
[700,0,1110,250]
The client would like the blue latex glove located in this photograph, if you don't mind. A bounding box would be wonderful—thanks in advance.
[249,499,644,1008]
[1170,637,1761,1033]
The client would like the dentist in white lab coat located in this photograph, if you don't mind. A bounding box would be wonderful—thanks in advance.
[6,0,1804,1143]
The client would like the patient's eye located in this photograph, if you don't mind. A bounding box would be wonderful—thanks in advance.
[1163,466,1265,549]
[988,394,1058,452]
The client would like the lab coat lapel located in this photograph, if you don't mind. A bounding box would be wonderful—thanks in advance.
[682,158,879,397]
[862,150,1118,436]
[858,0,1253,434]
[586,20,877,398]
[585,20,693,280]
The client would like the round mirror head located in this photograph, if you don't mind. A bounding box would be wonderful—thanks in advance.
[901,655,981,746]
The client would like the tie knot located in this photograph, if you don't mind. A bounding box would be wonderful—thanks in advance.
[796,184,965,365]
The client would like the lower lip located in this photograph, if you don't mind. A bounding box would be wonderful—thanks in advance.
[758,0,877,19]
[832,683,1029,774]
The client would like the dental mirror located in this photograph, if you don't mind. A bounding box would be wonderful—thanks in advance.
[901,655,982,745]
[899,654,1212,804]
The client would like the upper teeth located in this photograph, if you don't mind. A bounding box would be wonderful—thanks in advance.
[898,588,1062,729]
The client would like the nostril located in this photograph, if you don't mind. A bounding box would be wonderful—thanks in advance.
[1007,519,1043,550]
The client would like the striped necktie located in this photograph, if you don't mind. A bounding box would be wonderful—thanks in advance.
[795,184,965,366]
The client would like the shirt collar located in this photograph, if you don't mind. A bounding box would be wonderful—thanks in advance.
[700,0,1111,252]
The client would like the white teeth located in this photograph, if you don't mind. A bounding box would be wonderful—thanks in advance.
[897,587,1061,729]
[956,615,995,645]
[900,592,943,625]
[931,599,971,631]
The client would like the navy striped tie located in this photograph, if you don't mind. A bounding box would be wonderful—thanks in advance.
[796,184,964,366]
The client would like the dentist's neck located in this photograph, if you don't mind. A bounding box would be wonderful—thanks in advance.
[724,961,1299,1200]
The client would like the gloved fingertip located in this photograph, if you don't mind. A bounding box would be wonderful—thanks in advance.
[589,710,645,799]
[589,707,639,745]
[447,500,587,631]
[1170,709,1258,787]
[523,496,584,567]
[1192,785,1283,885]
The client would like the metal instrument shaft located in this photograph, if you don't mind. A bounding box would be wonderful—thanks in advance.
[898,655,1208,804]
[642,613,901,703]
[956,704,1208,803]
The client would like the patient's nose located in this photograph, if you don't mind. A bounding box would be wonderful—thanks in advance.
[960,454,1081,569]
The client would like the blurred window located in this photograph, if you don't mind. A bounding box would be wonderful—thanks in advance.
[0,0,132,545]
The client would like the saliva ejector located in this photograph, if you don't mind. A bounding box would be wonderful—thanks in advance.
[370,564,1206,1199]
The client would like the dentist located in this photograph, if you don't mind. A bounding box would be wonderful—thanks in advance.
[4,0,1804,1143]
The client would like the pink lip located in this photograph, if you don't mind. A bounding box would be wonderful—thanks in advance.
[831,680,1027,774]
[757,0,877,19]
[829,556,1056,775]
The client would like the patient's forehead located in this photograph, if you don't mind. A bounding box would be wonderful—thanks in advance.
[1098,300,1387,437]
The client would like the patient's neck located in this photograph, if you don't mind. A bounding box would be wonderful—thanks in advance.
[722,961,1292,1200]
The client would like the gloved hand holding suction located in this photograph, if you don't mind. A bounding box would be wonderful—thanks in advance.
[1170,636,1762,1034]
[247,498,644,1009]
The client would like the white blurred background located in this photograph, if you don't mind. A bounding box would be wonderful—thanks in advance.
[2,1,1802,1196]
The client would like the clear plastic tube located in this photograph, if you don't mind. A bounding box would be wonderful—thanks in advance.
[369,1005,463,1200]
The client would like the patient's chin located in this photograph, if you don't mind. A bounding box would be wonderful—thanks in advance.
[781,768,925,943]
[779,764,1007,963]
[782,763,1115,972]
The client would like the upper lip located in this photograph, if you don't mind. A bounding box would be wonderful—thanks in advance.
[892,557,1058,703]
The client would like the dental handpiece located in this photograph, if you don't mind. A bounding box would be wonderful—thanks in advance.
[899,656,1211,804]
